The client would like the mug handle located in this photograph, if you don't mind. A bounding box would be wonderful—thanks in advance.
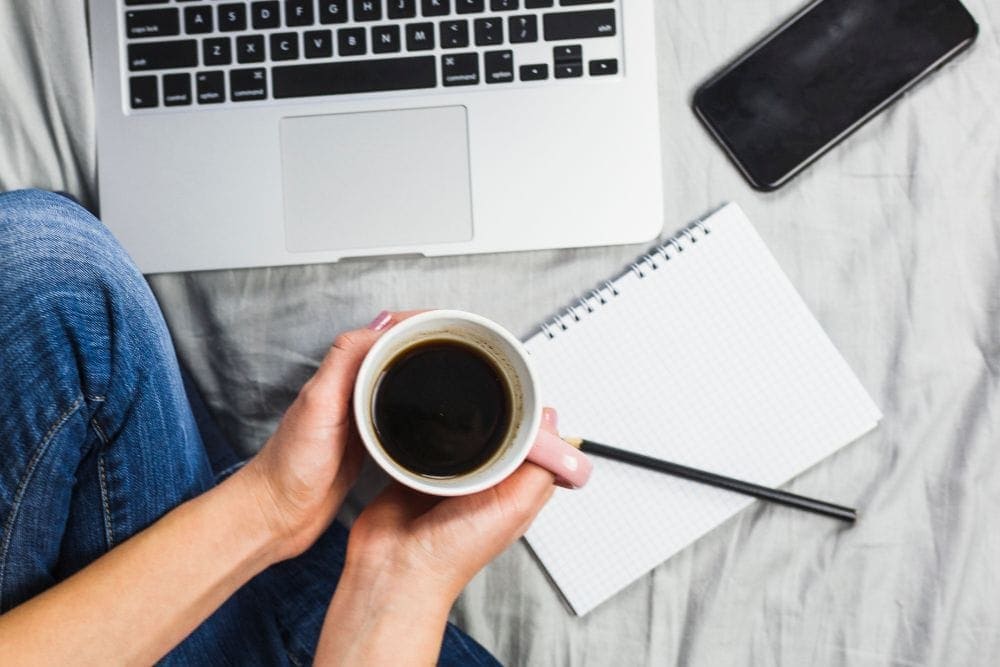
[526,429,593,489]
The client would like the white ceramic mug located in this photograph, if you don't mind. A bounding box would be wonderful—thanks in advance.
[353,310,592,496]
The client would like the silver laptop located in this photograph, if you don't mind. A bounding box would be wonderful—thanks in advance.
[90,0,662,273]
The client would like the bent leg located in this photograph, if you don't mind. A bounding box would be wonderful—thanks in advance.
[0,189,214,603]
[0,190,284,664]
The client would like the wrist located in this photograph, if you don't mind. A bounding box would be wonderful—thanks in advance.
[315,555,454,665]
[223,464,297,565]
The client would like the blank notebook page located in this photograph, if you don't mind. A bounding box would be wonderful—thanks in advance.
[523,203,881,616]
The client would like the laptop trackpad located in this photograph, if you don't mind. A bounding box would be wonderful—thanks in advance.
[280,106,473,253]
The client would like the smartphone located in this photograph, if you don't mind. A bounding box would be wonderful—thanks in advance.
[692,0,978,191]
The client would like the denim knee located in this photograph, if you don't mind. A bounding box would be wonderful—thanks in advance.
[0,189,162,401]
[0,189,152,305]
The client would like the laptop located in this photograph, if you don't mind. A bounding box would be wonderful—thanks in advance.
[90,0,662,273]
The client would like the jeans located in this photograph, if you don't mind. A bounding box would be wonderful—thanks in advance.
[0,190,500,666]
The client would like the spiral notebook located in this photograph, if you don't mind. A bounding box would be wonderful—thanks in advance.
[523,203,882,616]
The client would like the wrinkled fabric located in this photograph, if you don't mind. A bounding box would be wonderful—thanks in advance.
[2,0,999,663]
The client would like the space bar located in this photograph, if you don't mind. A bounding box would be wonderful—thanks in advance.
[272,57,437,99]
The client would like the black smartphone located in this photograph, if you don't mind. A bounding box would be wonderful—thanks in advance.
[692,0,978,191]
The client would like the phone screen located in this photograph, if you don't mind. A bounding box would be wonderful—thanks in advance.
[693,0,978,190]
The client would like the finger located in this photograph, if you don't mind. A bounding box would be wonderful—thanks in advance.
[367,481,441,525]
[486,461,556,528]
[302,310,426,416]
[541,407,559,435]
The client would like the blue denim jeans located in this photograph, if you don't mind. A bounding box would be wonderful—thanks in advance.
[0,189,499,666]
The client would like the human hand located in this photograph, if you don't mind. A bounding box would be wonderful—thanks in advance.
[313,408,559,664]
[345,407,560,603]
[239,310,418,562]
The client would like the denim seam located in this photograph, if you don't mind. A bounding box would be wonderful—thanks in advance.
[287,649,304,667]
[0,396,85,610]
[90,418,116,548]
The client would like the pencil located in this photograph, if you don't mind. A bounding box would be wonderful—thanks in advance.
[565,438,857,523]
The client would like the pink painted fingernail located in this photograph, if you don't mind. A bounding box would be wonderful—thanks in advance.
[367,310,392,332]
[542,407,558,429]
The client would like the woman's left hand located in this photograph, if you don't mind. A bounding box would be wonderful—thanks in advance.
[240,311,414,561]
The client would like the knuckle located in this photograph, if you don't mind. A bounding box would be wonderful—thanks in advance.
[296,377,327,411]
[332,332,358,354]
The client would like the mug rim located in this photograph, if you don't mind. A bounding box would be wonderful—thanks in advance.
[352,310,542,496]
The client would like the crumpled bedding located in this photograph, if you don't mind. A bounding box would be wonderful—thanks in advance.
[3,0,1000,663]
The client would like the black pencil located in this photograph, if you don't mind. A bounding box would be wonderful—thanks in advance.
[565,438,857,523]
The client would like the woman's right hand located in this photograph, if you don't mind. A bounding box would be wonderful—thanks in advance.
[349,406,560,599]
[313,408,561,665]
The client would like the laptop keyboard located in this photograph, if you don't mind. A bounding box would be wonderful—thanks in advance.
[121,0,623,110]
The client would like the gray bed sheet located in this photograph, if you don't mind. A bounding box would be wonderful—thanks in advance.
[3,0,1000,664]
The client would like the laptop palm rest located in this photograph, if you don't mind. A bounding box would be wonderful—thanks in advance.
[280,106,474,253]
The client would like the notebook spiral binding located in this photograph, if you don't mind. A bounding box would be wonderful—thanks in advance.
[539,218,712,339]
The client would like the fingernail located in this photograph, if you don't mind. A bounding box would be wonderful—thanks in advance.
[542,407,558,428]
[367,310,392,332]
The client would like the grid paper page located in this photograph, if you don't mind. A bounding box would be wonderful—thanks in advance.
[523,203,881,615]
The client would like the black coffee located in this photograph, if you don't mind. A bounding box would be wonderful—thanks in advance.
[372,339,512,477]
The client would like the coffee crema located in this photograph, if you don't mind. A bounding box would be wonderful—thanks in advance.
[372,339,512,478]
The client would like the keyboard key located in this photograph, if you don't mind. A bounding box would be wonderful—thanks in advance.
[127,40,198,71]
[490,0,517,10]
[251,1,280,28]
[319,0,349,23]
[519,63,547,80]
[163,72,192,106]
[129,75,158,108]
[589,57,616,75]
[126,0,165,5]
[543,9,614,40]
[508,14,536,42]
[525,0,553,6]
[554,62,581,77]
[230,68,268,101]
[285,0,315,25]
[561,0,612,4]
[440,20,469,48]
[441,52,478,86]
[473,18,502,46]
[338,27,367,55]
[405,22,435,50]
[272,56,436,97]
[237,35,266,62]
[203,37,232,65]
[184,5,214,33]
[421,0,450,17]
[126,8,180,39]
[304,30,333,57]
[372,25,401,53]
[217,3,247,31]
[553,43,581,62]
[354,0,382,20]
[196,70,225,104]
[456,0,484,12]
[270,32,300,60]
[388,0,416,18]
[483,49,514,83]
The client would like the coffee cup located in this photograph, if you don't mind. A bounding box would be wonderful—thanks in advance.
[353,310,592,496]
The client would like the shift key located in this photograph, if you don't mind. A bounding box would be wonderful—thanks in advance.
[543,9,615,41]
[128,39,198,71]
